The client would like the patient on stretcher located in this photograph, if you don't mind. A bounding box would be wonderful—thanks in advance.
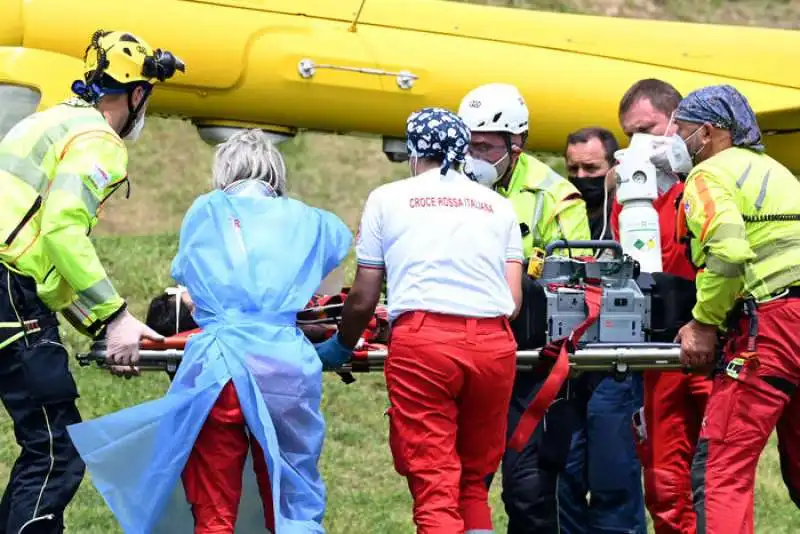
[145,289,336,380]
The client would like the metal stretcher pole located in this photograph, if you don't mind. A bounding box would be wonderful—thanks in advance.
[77,342,689,374]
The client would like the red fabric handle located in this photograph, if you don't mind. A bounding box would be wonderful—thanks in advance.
[140,329,202,350]
[507,284,602,453]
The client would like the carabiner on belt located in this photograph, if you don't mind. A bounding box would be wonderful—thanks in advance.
[742,299,759,353]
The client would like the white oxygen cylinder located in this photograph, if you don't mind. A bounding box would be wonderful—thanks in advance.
[613,133,663,273]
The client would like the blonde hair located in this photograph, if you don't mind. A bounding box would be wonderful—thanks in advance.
[211,129,287,194]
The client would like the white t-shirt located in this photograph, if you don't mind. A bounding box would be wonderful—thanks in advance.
[356,168,523,322]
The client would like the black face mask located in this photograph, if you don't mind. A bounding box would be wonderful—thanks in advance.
[569,175,607,209]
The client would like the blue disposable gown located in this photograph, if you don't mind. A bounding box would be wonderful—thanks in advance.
[67,189,353,534]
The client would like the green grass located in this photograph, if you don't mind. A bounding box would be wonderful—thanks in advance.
[2,0,799,532]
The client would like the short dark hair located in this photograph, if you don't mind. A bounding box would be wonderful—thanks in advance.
[145,292,198,336]
[565,127,620,166]
[418,154,445,165]
[618,79,683,118]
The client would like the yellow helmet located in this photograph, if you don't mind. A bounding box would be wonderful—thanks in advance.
[74,30,185,101]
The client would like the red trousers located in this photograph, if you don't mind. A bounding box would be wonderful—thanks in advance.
[384,311,516,534]
[182,381,275,534]
[637,370,712,534]
[692,297,800,534]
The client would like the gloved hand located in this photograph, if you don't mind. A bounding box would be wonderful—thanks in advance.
[105,308,164,377]
[314,333,353,370]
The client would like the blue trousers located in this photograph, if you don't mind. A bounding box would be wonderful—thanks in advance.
[557,373,646,534]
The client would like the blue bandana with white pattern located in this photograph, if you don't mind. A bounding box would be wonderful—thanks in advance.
[675,84,765,152]
[406,107,471,175]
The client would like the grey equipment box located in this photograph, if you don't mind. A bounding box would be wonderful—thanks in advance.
[539,240,650,344]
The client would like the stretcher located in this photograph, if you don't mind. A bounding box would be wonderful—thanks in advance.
[76,337,686,377]
[76,242,698,379]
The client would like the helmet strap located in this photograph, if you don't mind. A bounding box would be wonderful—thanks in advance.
[118,83,152,138]
[498,133,516,183]
[500,130,528,183]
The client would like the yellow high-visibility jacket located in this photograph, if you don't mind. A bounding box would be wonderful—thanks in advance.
[679,147,800,327]
[0,99,128,337]
[497,153,591,259]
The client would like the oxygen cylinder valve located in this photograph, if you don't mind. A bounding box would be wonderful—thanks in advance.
[613,133,664,274]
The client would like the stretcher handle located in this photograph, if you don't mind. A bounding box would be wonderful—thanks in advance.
[545,239,624,258]
[89,333,199,352]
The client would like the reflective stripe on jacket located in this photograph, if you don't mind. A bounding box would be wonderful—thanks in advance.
[680,147,800,326]
[0,99,128,336]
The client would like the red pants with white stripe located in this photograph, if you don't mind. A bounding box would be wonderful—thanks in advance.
[691,297,800,534]
[385,311,517,534]
[637,370,712,534]
[181,381,275,534]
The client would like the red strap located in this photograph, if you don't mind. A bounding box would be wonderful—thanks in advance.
[507,285,603,453]
[571,285,602,341]
[141,328,202,350]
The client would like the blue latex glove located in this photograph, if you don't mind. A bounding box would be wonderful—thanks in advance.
[314,333,353,370]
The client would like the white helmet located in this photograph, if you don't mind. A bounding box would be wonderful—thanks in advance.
[457,83,529,135]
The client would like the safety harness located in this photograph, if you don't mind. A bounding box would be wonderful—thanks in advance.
[721,286,800,386]
[508,280,603,453]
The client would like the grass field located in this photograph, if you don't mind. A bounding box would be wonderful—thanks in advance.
[2,1,798,532]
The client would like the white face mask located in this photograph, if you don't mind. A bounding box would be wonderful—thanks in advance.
[123,110,146,142]
[650,135,693,175]
[464,153,508,187]
[665,135,694,174]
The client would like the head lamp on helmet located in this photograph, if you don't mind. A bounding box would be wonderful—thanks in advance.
[75,30,186,93]
[142,49,186,82]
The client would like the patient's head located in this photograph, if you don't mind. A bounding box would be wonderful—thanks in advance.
[212,129,287,197]
[145,292,199,336]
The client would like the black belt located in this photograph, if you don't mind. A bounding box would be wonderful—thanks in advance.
[0,316,58,350]
[777,285,800,299]
[0,316,58,333]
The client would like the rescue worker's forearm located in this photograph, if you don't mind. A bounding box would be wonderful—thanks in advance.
[41,192,124,321]
[338,266,384,348]
[692,269,743,328]
[505,261,523,320]
[338,290,380,349]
